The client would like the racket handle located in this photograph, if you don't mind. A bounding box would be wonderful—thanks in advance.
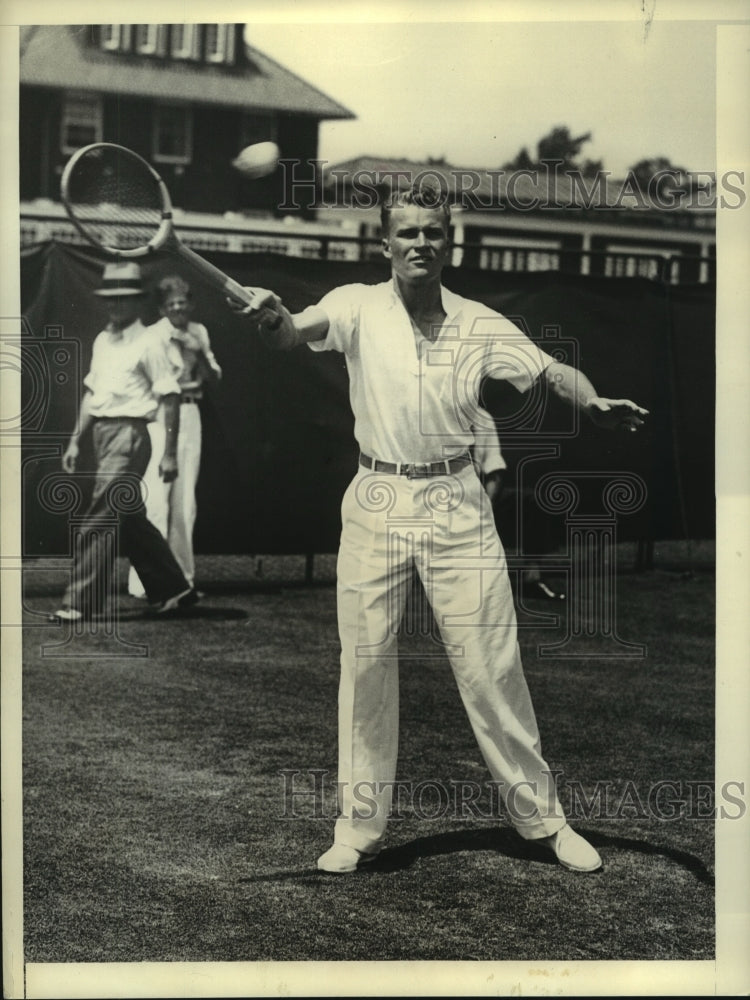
[175,242,282,329]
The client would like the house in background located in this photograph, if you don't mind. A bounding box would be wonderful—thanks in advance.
[316,155,716,284]
[19,25,716,282]
[19,23,361,255]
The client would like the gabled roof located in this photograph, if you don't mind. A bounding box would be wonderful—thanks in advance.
[19,25,355,120]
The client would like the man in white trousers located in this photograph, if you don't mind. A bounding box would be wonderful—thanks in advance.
[241,181,648,875]
[129,275,221,598]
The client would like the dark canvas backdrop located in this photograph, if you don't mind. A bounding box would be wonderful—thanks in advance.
[20,240,714,556]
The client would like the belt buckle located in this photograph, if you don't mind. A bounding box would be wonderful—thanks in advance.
[404,463,432,479]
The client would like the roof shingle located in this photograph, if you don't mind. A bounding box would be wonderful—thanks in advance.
[20,25,354,120]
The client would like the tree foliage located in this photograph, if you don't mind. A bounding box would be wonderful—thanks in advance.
[627,157,688,191]
[502,125,601,173]
[537,126,592,166]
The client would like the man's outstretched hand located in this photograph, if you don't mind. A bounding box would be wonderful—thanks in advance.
[229,286,279,316]
[588,398,649,432]
[227,287,297,350]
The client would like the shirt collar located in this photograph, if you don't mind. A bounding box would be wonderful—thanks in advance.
[168,322,197,345]
[440,285,465,322]
[107,318,144,340]
[386,279,464,321]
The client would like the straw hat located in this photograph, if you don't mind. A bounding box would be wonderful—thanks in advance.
[94,261,145,297]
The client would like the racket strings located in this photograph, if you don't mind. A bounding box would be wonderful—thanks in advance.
[65,147,165,251]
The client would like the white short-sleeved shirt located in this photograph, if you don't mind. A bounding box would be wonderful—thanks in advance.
[149,316,213,398]
[472,409,507,475]
[309,281,554,464]
[83,319,182,421]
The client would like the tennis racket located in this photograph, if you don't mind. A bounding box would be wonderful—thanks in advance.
[60,142,280,323]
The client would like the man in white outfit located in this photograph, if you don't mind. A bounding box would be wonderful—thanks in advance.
[240,182,648,875]
[129,275,221,598]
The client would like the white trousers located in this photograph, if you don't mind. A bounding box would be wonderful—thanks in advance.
[333,463,566,854]
[128,403,202,595]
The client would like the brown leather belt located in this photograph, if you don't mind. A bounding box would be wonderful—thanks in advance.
[181,394,201,404]
[359,451,471,479]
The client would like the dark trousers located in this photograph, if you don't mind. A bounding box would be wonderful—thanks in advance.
[62,418,189,613]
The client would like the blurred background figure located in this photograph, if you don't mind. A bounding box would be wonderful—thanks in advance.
[128,275,222,599]
[472,407,566,601]
[51,262,195,621]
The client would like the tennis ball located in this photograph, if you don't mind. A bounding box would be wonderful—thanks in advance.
[231,141,280,179]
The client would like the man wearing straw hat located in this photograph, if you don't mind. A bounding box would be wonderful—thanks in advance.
[50,261,199,622]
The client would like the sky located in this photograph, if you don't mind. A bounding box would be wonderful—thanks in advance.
[245,16,719,178]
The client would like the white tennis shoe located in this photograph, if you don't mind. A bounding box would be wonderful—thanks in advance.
[49,607,83,622]
[317,844,379,873]
[538,825,602,872]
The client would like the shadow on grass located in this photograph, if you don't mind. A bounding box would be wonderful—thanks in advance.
[584,829,715,887]
[201,580,336,596]
[138,606,249,622]
[238,826,713,887]
[25,605,251,626]
[22,580,331,600]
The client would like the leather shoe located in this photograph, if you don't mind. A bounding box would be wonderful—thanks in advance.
[150,588,200,615]
[317,843,379,874]
[538,825,602,872]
